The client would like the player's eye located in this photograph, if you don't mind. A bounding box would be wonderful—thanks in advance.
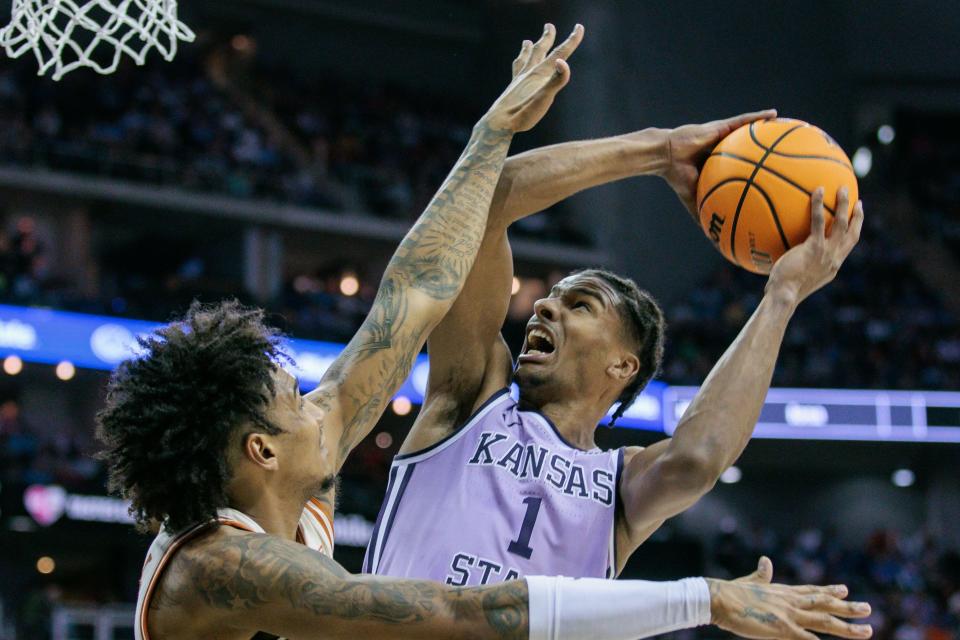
[573,300,590,311]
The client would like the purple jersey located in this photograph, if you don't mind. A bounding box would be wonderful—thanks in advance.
[365,388,623,586]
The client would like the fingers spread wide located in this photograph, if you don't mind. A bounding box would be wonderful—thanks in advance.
[512,40,533,77]
[529,23,556,65]
[548,23,584,62]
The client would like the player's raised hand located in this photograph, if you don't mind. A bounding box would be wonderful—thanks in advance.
[708,557,873,640]
[655,109,778,216]
[484,23,583,133]
[766,186,864,305]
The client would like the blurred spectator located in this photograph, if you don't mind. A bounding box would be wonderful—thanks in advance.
[661,210,960,390]
[0,217,45,302]
[696,524,960,640]
[0,396,99,491]
[0,44,587,245]
[897,111,960,261]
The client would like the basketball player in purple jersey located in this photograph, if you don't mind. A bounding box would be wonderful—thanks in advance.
[366,25,865,588]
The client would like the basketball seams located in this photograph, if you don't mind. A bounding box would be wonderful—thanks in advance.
[745,181,790,253]
[709,151,840,218]
[696,177,752,263]
[697,177,751,215]
[728,123,805,266]
[748,121,854,171]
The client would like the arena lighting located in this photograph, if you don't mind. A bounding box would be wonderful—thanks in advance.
[375,432,393,449]
[36,556,55,575]
[339,274,360,297]
[511,277,521,295]
[3,304,960,441]
[392,396,412,416]
[877,125,896,145]
[719,466,742,484]
[55,360,76,381]
[231,34,254,53]
[3,354,22,375]
[892,468,915,488]
[852,147,872,177]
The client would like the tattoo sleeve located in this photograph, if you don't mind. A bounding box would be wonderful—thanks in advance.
[310,120,514,467]
[176,532,528,639]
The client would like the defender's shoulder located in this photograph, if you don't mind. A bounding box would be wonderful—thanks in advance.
[146,525,230,638]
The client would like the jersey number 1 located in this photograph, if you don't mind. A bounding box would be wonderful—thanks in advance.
[507,496,542,559]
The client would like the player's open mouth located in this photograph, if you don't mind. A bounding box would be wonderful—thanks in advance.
[519,327,556,364]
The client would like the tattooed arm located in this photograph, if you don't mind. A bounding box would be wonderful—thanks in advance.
[150,527,528,639]
[151,530,871,640]
[307,24,584,472]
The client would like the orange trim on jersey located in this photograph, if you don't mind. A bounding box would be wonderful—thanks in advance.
[307,497,334,544]
[304,504,333,553]
[138,522,213,640]
[218,518,257,532]
[139,518,262,640]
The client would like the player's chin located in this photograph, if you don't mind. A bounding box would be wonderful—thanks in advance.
[515,359,554,388]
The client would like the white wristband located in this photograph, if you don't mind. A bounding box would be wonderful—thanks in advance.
[525,575,711,640]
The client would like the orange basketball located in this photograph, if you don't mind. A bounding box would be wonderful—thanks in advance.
[696,118,858,274]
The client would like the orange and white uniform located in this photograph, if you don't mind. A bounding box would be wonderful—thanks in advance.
[134,500,334,640]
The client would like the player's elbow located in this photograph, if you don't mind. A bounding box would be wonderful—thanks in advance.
[658,449,722,496]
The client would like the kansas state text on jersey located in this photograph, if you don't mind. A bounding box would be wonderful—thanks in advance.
[365,389,623,586]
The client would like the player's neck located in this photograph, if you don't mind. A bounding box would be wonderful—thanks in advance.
[229,487,303,541]
[535,398,606,450]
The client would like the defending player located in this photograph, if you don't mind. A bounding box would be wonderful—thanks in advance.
[96,25,872,640]
[366,25,865,597]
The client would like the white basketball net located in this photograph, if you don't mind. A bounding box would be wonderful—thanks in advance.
[0,0,195,80]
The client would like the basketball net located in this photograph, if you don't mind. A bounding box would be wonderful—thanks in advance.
[0,0,195,80]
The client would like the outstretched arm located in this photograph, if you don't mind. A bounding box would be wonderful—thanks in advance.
[168,532,872,640]
[491,107,778,228]
[617,188,864,560]
[408,106,776,451]
[307,25,584,471]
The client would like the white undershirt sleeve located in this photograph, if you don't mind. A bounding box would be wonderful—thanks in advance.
[525,575,711,640]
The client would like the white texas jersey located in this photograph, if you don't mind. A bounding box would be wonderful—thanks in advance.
[134,499,334,640]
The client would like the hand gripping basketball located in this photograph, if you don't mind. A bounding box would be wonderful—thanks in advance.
[483,23,584,133]
[696,119,859,274]
[766,186,864,305]
[662,110,778,217]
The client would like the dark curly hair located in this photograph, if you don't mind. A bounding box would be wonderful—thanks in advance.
[571,269,666,427]
[96,300,286,533]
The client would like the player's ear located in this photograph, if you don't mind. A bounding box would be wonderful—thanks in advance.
[243,432,280,471]
[607,351,639,383]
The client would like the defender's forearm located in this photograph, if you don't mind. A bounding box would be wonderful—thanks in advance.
[384,119,513,309]
[315,119,513,466]
[667,290,797,477]
[491,128,669,228]
[323,574,711,640]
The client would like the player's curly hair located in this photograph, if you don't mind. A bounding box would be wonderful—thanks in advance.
[571,269,665,427]
[96,300,285,533]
